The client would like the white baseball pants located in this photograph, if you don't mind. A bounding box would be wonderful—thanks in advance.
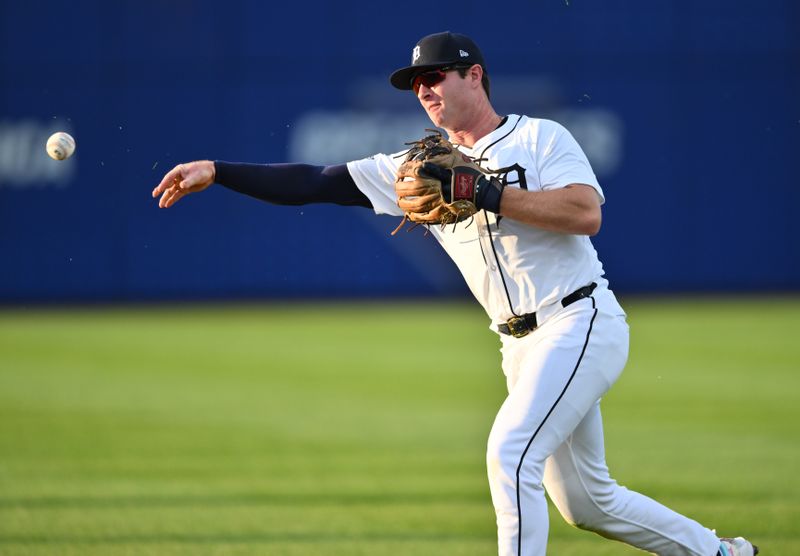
[488,287,721,556]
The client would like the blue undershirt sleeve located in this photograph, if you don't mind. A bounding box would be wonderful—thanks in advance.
[213,161,372,208]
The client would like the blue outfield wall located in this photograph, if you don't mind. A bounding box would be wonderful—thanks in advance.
[1,1,798,302]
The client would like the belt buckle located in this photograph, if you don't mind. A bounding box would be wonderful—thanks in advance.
[506,316,530,338]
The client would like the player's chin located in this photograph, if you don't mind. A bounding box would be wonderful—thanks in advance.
[425,106,445,127]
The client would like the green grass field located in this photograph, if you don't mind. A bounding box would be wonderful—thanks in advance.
[0,298,798,555]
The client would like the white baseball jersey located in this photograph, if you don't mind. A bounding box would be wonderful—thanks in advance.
[347,115,609,327]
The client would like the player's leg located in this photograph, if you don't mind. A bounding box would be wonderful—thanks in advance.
[543,401,722,556]
[487,299,627,556]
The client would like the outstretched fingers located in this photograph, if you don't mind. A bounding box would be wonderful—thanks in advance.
[152,164,185,198]
[151,161,215,208]
[159,186,187,208]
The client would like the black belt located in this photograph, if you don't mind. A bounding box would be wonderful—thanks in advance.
[498,283,597,338]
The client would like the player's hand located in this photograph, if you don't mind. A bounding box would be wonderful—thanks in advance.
[152,161,216,208]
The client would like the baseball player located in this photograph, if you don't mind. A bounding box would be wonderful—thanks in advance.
[152,31,757,556]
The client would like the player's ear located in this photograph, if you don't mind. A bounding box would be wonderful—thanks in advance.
[469,64,483,89]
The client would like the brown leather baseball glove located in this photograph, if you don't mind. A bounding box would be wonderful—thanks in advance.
[392,130,503,234]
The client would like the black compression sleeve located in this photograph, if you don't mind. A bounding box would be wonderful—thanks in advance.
[214,161,372,208]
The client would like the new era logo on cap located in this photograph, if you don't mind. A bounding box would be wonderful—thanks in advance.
[459,49,469,57]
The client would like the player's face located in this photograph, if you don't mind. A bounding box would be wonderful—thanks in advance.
[414,66,476,129]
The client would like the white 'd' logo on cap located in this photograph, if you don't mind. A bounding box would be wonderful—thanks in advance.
[412,46,421,62]
[459,49,469,57]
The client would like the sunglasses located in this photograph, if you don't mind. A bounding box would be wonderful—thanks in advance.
[411,65,471,94]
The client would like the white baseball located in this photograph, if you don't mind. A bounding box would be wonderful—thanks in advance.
[46,132,76,161]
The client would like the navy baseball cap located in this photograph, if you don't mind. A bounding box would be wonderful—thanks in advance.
[390,31,486,90]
